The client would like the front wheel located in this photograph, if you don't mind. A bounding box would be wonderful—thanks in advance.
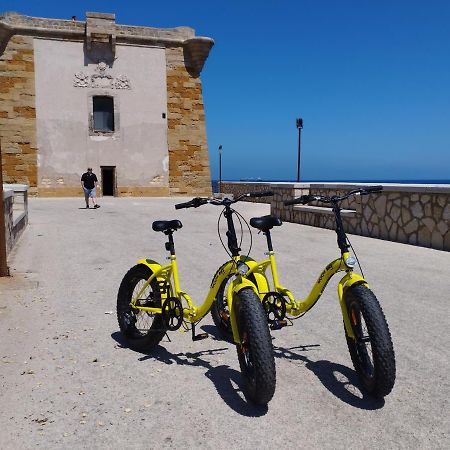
[344,285,396,398]
[235,288,276,405]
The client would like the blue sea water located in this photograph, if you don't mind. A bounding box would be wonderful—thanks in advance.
[211,179,450,193]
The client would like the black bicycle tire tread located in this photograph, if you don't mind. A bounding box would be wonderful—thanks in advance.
[345,284,396,398]
[117,264,166,351]
[235,288,276,405]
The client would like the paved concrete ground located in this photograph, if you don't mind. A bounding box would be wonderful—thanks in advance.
[0,197,449,449]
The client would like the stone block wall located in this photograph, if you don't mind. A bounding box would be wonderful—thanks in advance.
[220,182,274,203]
[1,12,214,198]
[166,47,211,196]
[222,182,450,251]
[0,36,38,194]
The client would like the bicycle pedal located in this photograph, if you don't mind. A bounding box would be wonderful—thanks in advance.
[192,332,209,342]
[270,319,288,330]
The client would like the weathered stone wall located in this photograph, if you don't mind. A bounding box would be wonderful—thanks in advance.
[222,182,450,251]
[33,39,169,197]
[0,35,37,193]
[166,47,211,196]
[220,182,273,203]
[1,12,213,197]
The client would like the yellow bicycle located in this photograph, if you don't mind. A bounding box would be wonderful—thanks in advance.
[116,192,276,405]
[211,186,396,398]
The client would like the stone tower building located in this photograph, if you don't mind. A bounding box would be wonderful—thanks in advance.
[0,12,213,196]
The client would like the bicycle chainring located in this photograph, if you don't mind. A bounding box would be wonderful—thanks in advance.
[262,292,287,324]
[161,297,183,331]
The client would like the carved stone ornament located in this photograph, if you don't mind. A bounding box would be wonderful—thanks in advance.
[73,62,131,89]
[73,72,90,87]
[114,74,131,89]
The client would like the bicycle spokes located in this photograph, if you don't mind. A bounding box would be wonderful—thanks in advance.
[350,305,374,377]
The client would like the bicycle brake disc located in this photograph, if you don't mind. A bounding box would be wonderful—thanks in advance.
[161,297,183,331]
[262,292,287,324]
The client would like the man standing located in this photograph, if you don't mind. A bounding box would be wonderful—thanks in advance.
[81,167,100,209]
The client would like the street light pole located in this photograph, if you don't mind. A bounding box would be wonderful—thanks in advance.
[218,145,222,193]
[296,118,303,182]
[0,140,10,276]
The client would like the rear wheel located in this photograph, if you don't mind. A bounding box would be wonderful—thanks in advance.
[211,277,234,342]
[344,285,396,398]
[117,264,166,351]
[235,288,276,405]
[211,274,257,342]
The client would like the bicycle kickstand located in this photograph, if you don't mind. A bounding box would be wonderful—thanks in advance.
[191,323,209,342]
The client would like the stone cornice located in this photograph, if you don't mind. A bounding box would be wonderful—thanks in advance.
[0,12,214,74]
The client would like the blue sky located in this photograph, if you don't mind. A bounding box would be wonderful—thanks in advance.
[3,1,450,181]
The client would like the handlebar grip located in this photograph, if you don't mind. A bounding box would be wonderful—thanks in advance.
[249,191,274,198]
[364,185,383,193]
[175,200,194,210]
[174,197,207,209]
[284,194,315,206]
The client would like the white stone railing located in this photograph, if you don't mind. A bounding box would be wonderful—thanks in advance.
[221,182,450,251]
[2,184,29,254]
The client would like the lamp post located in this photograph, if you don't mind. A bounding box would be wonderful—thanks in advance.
[218,145,222,193]
[296,118,303,182]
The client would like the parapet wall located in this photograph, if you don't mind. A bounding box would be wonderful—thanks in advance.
[2,184,28,254]
[221,182,450,251]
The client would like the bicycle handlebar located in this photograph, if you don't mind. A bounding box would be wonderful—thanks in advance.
[284,186,383,206]
[284,194,315,206]
[174,191,274,210]
[174,197,208,210]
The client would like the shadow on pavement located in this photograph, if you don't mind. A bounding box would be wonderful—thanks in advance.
[200,324,228,341]
[111,331,268,417]
[274,345,385,410]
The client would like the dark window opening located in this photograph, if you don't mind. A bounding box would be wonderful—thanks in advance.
[93,96,114,132]
[101,166,116,196]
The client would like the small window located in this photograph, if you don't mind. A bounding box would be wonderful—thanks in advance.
[93,96,114,132]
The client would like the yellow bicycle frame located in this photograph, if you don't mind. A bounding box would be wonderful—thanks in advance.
[129,255,262,344]
[244,251,368,339]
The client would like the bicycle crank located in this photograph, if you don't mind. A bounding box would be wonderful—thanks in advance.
[161,297,183,331]
[262,292,287,325]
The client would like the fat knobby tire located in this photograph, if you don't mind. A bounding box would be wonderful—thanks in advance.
[235,288,276,405]
[117,264,166,352]
[345,284,396,398]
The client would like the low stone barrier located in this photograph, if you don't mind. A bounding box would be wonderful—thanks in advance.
[219,182,274,203]
[2,184,29,254]
[221,181,450,251]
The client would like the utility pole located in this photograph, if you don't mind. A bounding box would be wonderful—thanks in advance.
[0,140,10,276]
[218,145,222,193]
[296,118,303,182]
